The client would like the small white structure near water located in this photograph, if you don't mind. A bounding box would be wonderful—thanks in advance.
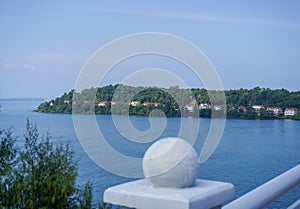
[284,108,298,116]
[104,137,235,209]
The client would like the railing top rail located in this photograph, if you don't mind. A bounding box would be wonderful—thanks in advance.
[287,198,300,209]
[223,164,300,209]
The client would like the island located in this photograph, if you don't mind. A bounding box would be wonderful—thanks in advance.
[36,85,300,120]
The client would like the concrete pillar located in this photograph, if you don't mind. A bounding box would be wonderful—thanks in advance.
[103,138,235,209]
[104,179,234,209]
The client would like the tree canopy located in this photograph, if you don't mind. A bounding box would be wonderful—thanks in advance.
[37,85,300,120]
[0,119,111,209]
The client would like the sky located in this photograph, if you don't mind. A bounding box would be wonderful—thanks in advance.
[0,0,300,99]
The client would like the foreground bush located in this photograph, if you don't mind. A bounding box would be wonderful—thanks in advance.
[0,119,111,209]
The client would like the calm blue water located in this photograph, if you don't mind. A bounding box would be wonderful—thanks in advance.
[0,101,299,208]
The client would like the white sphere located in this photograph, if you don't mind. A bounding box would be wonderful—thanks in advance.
[143,137,199,188]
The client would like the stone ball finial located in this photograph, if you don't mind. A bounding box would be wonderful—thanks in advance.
[142,137,199,188]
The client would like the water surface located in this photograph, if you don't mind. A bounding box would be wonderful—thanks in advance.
[0,101,299,208]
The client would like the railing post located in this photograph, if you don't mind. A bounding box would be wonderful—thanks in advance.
[104,138,235,209]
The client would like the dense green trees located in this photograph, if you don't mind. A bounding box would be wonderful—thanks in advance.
[223,87,296,108]
[292,112,300,120]
[0,120,111,209]
[0,128,17,208]
[37,85,300,120]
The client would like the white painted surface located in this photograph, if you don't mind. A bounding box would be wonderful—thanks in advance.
[104,179,235,209]
[224,164,300,209]
[143,137,199,188]
[288,198,300,209]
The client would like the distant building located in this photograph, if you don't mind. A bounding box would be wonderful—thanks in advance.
[142,102,160,106]
[284,108,298,116]
[110,101,117,105]
[252,105,264,112]
[238,105,247,112]
[213,105,222,111]
[63,100,71,104]
[153,102,160,107]
[228,104,235,110]
[143,102,151,106]
[98,101,107,106]
[185,104,197,112]
[266,106,283,116]
[199,103,211,109]
[130,101,140,106]
[49,101,54,106]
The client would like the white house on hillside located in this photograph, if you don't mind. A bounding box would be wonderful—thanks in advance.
[130,101,140,106]
[284,108,298,116]
[199,103,211,109]
[63,100,71,104]
[266,106,283,116]
[110,101,117,105]
[98,101,107,106]
[153,102,160,107]
[252,105,264,112]
[185,104,197,112]
[238,105,247,112]
[213,105,223,111]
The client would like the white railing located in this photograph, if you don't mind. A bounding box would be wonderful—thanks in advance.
[287,198,300,209]
[223,164,300,209]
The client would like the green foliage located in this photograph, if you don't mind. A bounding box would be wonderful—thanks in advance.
[79,182,93,209]
[224,87,299,108]
[13,120,78,209]
[36,85,300,120]
[291,112,300,120]
[0,129,17,208]
[199,109,211,118]
[0,120,111,209]
[0,129,16,176]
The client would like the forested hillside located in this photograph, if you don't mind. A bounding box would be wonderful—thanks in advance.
[37,85,300,120]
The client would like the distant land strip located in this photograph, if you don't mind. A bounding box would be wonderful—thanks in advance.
[36,85,300,120]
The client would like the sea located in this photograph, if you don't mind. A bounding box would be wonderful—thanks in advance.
[0,100,299,209]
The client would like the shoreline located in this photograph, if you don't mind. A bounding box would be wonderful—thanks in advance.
[33,110,300,121]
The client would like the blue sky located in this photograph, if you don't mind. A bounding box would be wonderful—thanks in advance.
[1,0,300,99]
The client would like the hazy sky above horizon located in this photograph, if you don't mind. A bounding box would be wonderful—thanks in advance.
[1,0,300,99]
